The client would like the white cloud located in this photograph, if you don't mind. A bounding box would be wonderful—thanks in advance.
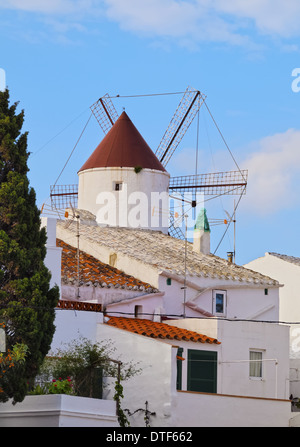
[1,0,300,47]
[240,129,300,216]
[0,0,99,15]
[103,0,254,47]
[214,0,300,38]
[102,0,300,47]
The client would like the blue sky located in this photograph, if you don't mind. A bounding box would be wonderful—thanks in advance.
[1,0,300,266]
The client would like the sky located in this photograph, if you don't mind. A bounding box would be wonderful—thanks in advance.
[1,0,300,266]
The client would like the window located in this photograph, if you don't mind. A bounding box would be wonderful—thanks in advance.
[166,278,172,286]
[212,290,227,316]
[114,182,123,191]
[249,350,263,378]
[187,350,217,393]
[134,305,143,318]
[109,253,117,267]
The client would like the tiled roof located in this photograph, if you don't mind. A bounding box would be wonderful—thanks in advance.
[58,239,157,292]
[105,316,221,344]
[268,252,300,267]
[57,300,102,312]
[57,219,279,286]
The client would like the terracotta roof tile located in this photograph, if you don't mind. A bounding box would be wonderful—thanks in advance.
[106,316,221,344]
[57,239,157,292]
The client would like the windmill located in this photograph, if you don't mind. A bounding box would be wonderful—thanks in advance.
[88,86,247,236]
[49,86,248,252]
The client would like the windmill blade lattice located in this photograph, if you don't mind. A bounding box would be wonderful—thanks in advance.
[155,86,206,168]
[90,93,119,134]
[169,170,248,196]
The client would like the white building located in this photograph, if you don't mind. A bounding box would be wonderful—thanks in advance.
[48,307,291,427]
[56,212,281,324]
[245,252,300,400]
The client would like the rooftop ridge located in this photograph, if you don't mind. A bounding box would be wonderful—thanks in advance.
[268,252,300,266]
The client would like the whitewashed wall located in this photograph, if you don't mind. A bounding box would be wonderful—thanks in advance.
[41,217,62,291]
[245,254,300,398]
[174,391,291,427]
[0,395,118,427]
[159,272,280,321]
[166,318,290,400]
[245,254,300,323]
[78,167,170,233]
[97,322,177,427]
[99,271,280,323]
[47,310,291,426]
[50,309,102,352]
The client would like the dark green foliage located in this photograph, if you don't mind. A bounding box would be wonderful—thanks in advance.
[0,89,59,403]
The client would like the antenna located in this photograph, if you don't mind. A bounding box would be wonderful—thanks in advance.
[182,214,188,318]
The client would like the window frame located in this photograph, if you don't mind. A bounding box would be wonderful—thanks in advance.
[212,289,227,317]
[249,349,263,379]
[114,181,123,191]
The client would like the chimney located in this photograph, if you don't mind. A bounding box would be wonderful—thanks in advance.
[193,208,211,255]
[227,252,233,263]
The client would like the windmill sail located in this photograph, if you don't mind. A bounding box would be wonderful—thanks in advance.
[90,93,119,134]
[169,170,248,196]
[155,86,206,167]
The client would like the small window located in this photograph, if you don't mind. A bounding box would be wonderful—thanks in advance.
[109,253,117,267]
[212,290,227,316]
[249,350,263,378]
[166,278,172,286]
[264,288,268,295]
[134,305,143,318]
[114,182,123,191]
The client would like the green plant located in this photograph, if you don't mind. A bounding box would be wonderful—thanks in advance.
[28,377,74,396]
[37,338,140,400]
[0,342,28,395]
[125,400,156,427]
[134,165,143,174]
[114,381,130,427]
[48,377,73,395]
[27,383,48,395]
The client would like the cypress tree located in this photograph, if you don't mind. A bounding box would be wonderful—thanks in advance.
[0,89,59,403]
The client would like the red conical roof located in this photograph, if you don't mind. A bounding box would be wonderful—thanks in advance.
[79,111,166,172]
